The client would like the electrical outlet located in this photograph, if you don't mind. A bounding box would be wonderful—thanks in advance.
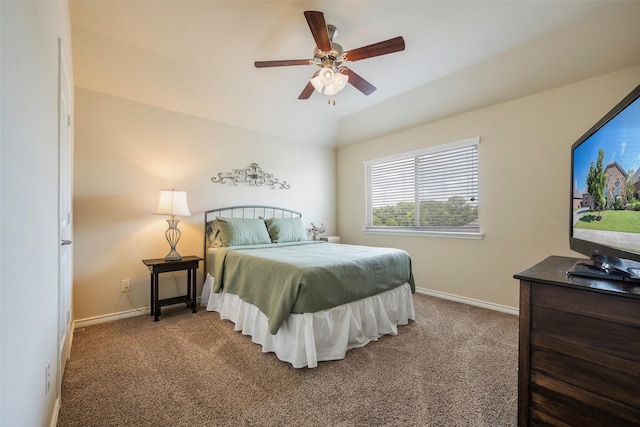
[120,279,131,293]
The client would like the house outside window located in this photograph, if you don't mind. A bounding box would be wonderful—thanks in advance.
[364,137,481,239]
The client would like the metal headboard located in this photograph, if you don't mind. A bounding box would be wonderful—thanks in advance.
[204,205,302,223]
[203,205,303,276]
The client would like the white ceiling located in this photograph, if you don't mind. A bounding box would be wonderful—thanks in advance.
[69,1,640,147]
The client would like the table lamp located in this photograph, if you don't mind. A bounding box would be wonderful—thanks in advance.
[154,189,191,261]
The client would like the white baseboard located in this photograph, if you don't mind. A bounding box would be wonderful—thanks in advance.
[50,397,60,427]
[74,307,150,329]
[69,320,75,351]
[74,297,201,329]
[415,287,519,316]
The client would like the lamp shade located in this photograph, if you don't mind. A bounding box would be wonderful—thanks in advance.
[154,190,191,217]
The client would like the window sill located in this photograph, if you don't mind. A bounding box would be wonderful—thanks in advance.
[363,228,483,240]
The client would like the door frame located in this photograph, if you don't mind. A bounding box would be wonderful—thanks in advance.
[57,37,72,397]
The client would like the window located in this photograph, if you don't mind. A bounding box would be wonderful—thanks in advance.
[365,137,480,238]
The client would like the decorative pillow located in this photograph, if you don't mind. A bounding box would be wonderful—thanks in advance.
[264,217,308,243]
[205,220,223,247]
[215,217,271,246]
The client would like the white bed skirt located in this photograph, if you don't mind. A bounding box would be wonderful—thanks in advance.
[201,274,415,368]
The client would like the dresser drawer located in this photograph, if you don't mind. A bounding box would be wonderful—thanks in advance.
[530,305,640,369]
[529,372,640,427]
[531,282,640,326]
[531,347,640,409]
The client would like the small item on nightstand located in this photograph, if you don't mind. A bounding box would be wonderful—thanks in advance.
[320,236,340,244]
[308,222,326,241]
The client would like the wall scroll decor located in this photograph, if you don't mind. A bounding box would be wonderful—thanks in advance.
[211,162,290,189]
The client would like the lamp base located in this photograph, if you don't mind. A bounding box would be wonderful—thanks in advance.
[163,216,183,261]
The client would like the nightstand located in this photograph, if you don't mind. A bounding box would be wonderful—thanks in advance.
[142,256,202,321]
[320,236,340,243]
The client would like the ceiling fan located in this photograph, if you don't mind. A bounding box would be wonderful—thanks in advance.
[254,10,405,100]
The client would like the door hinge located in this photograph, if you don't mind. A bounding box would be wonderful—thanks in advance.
[67,114,71,127]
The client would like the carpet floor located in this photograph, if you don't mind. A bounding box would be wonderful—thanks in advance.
[58,293,518,426]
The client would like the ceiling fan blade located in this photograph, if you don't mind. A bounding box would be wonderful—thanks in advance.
[340,67,376,96]
[343,36,405,62]
[299,71,320,100]
[304,11,332,52]
[254,59,313,68]
[298,82,315,100]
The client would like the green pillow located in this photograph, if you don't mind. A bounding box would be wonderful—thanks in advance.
[215,217,271,246]
[264,217,307,243]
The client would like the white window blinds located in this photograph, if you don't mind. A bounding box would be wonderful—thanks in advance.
[365,137,479,233]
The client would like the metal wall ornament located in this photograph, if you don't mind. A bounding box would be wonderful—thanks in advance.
[211,162,291,190]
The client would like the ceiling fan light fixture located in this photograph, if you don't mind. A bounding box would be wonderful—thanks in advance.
[323,72,349,96]
[310,75,324,93]
[335,72,348,89]
[319,67,335,85]
[323,84,338,96]
[310,69,349,95]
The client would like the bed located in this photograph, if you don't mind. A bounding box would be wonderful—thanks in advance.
[201,205,415,368]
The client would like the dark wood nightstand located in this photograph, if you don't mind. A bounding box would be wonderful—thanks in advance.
[142,256,203,321]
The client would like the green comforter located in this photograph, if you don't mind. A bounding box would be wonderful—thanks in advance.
[212,241,414,334]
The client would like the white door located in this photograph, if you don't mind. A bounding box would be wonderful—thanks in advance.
[58,40,72,380]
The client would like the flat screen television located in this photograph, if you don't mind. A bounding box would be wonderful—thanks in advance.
[569,83,640,281]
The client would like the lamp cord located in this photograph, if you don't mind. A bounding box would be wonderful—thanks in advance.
[125,291,148,314]
[172,272,182,295]
[124,273,184,314]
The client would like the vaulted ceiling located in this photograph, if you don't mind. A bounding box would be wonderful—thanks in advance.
[69,1,640,147]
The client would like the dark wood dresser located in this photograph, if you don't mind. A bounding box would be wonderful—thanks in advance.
[514,256,640,426]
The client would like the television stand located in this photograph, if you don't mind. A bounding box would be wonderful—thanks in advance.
[514,256,640,426]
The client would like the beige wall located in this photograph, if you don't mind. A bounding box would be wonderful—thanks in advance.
[337,66,640,310]
[1,1,74,425]
[75,67,640,321]
[73,88,337,322]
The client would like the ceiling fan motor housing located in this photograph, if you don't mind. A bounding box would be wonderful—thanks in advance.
[313,46,343,65]
[313,24,343,68]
